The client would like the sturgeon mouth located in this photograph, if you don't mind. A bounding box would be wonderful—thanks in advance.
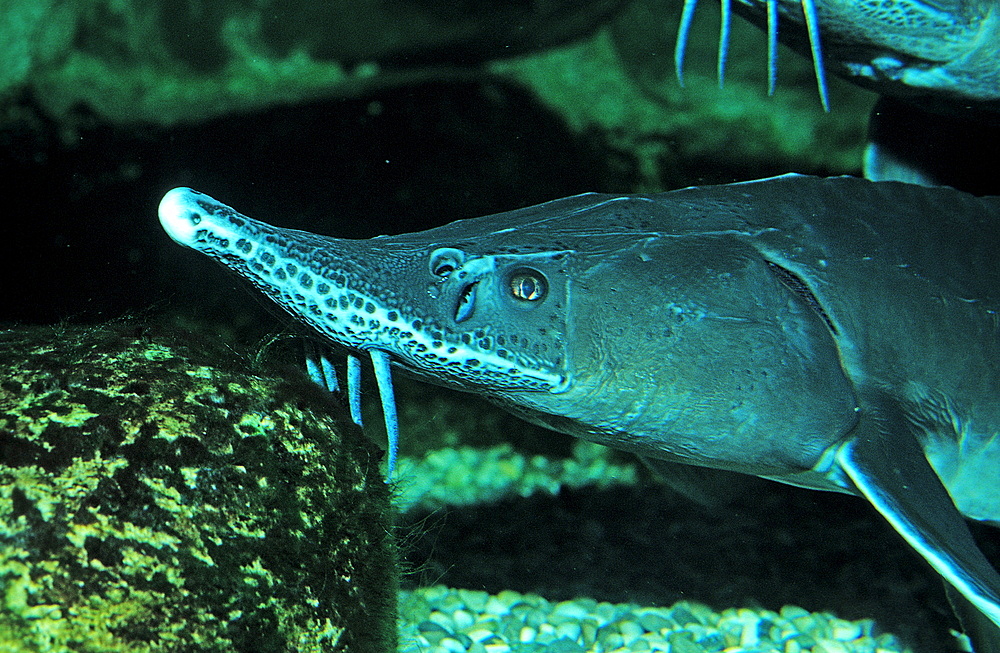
[455,281,478,323]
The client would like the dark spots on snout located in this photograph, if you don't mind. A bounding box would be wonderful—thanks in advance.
[206,234,229,249]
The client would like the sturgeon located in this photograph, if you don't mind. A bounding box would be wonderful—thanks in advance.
[159,174,1000,647]
[672,0,1000,191]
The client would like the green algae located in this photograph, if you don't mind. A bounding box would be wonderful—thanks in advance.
[0,323,396,652]
[5,0,872,188]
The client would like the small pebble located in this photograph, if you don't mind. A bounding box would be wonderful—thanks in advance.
[483,643,511,653]
[418,620,452,645]
[831,619,863,641]
[636,609,672,632]
[618,618,644,645]
[555,621,581,641]
[815,640,852,653]
[437,636,467,653]
[458,589,490,613]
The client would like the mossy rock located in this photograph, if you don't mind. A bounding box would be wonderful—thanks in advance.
[0,323,396,652]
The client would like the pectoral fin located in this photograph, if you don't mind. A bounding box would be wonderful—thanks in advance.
[836,402,1000,647]
[641,456,743,508]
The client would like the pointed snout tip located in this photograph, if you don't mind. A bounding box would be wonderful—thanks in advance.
[158,187,202,246]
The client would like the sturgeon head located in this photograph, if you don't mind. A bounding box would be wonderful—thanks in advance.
[158,188,576,399]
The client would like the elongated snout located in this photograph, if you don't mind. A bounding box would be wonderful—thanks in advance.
[159,187,214,248]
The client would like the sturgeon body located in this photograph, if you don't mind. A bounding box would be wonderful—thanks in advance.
[159,174,1000,646]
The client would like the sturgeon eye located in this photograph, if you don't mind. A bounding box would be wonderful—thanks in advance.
[509,268,547,302]
[429,248,465,278]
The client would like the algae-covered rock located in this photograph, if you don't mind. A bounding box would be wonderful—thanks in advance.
[0,323,396,652]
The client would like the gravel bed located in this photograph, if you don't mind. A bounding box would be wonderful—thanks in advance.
[398,586,909,653]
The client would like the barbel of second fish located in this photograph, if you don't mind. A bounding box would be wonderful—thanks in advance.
[675,0,1000,112]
